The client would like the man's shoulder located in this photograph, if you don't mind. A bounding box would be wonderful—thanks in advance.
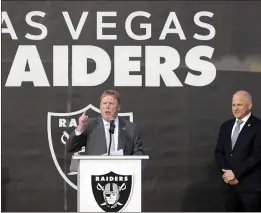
[251,115,261,121]
[87,116,101,126]
[249,115,261,126]
[222,118,235,126]
[221,115,261,126]
[119,117,137,128]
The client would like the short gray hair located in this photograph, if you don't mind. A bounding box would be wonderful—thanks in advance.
[234,90,252,103]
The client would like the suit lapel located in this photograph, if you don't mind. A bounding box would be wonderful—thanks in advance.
[227,119,236,152]
[232,115,253,151]
[118,118,127,151]
[96,117,107,153]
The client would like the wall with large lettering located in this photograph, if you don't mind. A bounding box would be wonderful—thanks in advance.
[1,1,261,211]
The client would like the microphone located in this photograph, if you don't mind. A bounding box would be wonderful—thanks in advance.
[109,119,115,134]
[108,119,115,156]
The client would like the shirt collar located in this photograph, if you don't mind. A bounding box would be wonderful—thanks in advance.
[236,112,251,123]
[102,116,119,126]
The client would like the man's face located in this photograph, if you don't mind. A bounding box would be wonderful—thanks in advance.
[105,192,118,205]
[100,95,120,121]
[232,94,252,119]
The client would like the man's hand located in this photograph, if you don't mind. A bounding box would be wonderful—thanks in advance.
[76,111,88,132]
[228,178,239,185]
[222,169,235,183]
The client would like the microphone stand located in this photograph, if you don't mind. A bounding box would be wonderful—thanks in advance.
[108,120,115,156]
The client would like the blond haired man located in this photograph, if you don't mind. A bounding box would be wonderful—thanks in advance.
[67,90,143,155]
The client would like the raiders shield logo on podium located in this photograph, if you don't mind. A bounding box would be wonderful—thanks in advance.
[91,171,133,212]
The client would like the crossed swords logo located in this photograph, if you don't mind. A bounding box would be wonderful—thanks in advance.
[61,131,69,145]
[61,131,85,154]
[96,183,127,206]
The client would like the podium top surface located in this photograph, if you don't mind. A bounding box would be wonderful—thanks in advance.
[72,155,149,160]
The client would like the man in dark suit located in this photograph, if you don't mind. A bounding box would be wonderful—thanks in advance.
[66,90,143,155]
[215,90,261,211]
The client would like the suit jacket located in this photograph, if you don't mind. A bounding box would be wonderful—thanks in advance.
[215,115,261,192]
[66,116,144,155]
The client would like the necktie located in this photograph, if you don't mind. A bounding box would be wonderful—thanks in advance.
[105,123,116,153]
[231,120,243,149]
[110,134,116,152]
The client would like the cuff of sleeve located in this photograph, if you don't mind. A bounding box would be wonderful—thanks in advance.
[75,129,83,136]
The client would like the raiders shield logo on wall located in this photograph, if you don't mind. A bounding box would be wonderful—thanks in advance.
[91,171,133,212]
[47,104,133,190]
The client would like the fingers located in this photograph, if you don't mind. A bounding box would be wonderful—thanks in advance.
[80,116,88,125]
[222,174,235,183]
[228,178,239,185]
[82,114,88,120]
[222,174,232,180]
[230,180,236,185]
[227,176,234,182]
[222,169,237,184]
[224,178,230,183]
[80,111,88,121]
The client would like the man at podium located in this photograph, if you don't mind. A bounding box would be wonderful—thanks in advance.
[66,90,144,156]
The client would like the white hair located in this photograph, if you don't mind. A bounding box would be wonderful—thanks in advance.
[234,90,252,103]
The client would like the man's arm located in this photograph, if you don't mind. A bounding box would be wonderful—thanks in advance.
[66,111,88,153]
[233,124,261,179]
[66,128,87,153]
[215,123,229,172]
[132,124,144,155]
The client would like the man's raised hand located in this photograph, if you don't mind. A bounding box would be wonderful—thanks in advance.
[76,111,88,132]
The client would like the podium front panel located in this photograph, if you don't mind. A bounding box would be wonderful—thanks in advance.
[77,159,142,212]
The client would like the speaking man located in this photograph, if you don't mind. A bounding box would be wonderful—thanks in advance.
[66,90,144,155]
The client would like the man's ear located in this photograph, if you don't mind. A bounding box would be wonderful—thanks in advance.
[248,102,253,110]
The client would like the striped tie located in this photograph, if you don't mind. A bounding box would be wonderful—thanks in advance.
[231,120,243,149]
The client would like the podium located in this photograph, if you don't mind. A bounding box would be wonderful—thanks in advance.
[72,155,149,212]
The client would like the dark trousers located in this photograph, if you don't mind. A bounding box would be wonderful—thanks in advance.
[224,188,261,212]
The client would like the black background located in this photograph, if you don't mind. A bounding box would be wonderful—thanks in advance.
[2,1,261,211]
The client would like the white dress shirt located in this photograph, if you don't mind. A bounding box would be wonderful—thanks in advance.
[231,112,251,137]
[102,117,119,151]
